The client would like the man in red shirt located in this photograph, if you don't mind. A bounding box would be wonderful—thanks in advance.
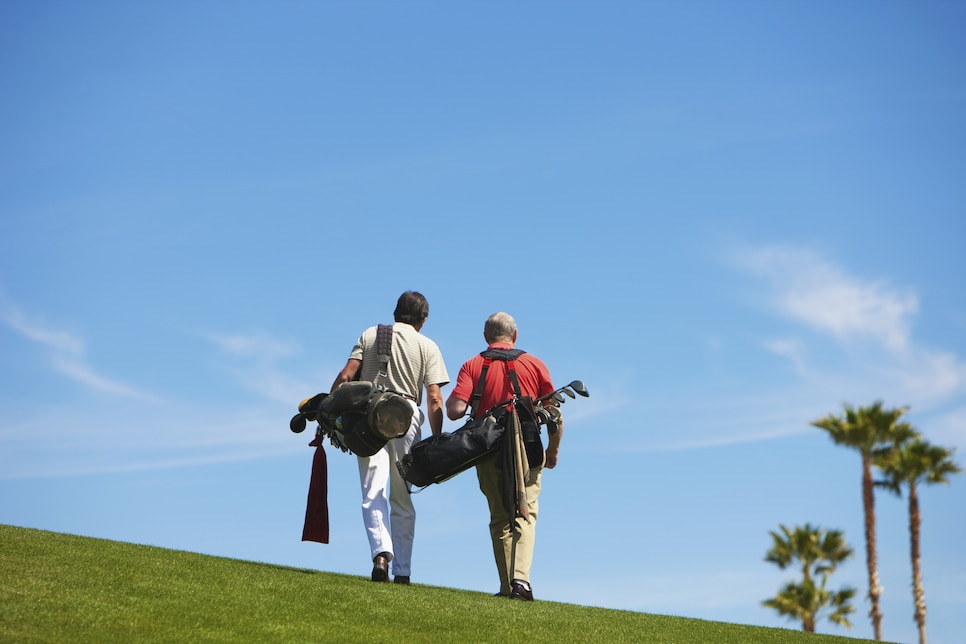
[446,312,562,601]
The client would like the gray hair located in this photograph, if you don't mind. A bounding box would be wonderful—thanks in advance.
[484,312,517,343]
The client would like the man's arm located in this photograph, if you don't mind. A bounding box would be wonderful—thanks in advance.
[426,384,445,436]
[330,358,362,392]
[445,395,468,421]
[545,418,563,469]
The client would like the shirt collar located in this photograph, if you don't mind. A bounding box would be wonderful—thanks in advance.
[487,341,515,350]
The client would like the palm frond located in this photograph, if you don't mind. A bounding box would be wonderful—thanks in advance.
[764,524,856,632]
[876,436,962,488]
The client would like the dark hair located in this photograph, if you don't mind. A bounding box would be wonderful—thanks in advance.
[394,291,429,325]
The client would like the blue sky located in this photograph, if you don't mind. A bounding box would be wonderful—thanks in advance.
[1,2,964,642]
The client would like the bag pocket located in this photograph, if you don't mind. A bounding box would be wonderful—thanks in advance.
[400,414,504,487]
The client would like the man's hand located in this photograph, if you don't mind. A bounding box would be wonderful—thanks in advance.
[544,447,558,469]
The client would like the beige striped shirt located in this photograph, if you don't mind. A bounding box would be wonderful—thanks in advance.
[349,322,449,406]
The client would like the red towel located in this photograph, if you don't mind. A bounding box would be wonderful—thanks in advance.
[301,439,329,544]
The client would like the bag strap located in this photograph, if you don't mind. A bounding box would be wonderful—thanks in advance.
[375,324,393,387]
[468,358,492,416]
[506,360,522,398]
[469,348,526,416]
[375,325,408,475]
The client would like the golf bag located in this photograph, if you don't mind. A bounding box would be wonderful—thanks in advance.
[399,399,544,488]
[398,349,544,488]
[290,325,414,457]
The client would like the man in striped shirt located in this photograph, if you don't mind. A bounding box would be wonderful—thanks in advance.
[330,291,450,584]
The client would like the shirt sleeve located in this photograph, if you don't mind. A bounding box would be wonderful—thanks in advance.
[533,356,555,398]
[422,340,450,388]
[349,333,365,361]
[449,360,476,402]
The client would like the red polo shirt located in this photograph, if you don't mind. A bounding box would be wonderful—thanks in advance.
[450,342,555,418]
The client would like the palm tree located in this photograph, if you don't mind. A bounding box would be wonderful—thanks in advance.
[875,429,962,644]
[811,401,908,641]
[762,523,856,632]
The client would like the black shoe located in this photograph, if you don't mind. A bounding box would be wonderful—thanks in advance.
[509,581,533,601]
[394,576,411,585]
[371,553,390,582]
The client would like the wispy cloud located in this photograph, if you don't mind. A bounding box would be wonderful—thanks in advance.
[0,401,300,480]
[609,398,823,454]
[725,243,966,450]
[918,405,966,448]
[205,331,298,362]
[202,330,323,404]
[550,568,775,614]
[0,297,159,402]
[762,336,809,376]
[0,444,297,480]
[0,304,84,354]
[585,244,966,457]
[735,246,918,351]
[0,312,334,478]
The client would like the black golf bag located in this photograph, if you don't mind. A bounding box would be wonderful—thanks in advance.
[398,349,544,488]
[290,325,414,457]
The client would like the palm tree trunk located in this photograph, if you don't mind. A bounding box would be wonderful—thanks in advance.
[862,452,884,640]
[909,481,927,644]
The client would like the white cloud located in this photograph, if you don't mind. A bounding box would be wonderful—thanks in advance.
[0,297,159,402]
[916,405,966,451]
[51,357,160,401]
[763,336,809,375]
[892,349,965,406]
[202,330,322,404]
[205,331,298,362]
[736,246,917,351]
[616,399,820,454]
[549,569,775,614]
[724,243,966,451]
[0,311,341,478]
[0,304,85,355]
[0,400,300,480]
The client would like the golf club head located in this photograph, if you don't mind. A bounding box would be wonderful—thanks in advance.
[553,392,566,403]
[567,380,589,397]
[290,413,307,433]
[561,388,576,398]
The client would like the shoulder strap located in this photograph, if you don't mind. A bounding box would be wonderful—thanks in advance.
[481,348,525,362]
[505,359,522,399]
[374,324,393,386]
[469,349,526,415]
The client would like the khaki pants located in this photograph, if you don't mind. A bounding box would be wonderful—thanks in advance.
[475,452,543,595]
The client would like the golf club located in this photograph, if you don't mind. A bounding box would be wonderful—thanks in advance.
[536,380,590,405]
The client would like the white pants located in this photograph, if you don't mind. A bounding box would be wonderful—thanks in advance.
[356,400,423,577]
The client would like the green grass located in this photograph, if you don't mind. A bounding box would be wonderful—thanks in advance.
[1,524,876,643]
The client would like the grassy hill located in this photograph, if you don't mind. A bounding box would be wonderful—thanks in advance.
[1,524,876,643]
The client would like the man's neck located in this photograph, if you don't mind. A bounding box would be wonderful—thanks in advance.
[488,340,515,349]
